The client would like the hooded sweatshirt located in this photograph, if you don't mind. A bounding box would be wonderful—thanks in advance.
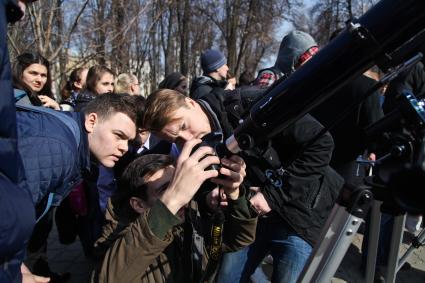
[274,30,318,75]
[254,30,318,88]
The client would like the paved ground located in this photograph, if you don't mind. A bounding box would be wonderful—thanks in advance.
[47,221,425,283]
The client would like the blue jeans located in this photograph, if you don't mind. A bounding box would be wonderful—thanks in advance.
[217,216,312,283]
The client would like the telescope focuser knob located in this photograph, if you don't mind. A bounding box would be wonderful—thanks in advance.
[390,145,406,157]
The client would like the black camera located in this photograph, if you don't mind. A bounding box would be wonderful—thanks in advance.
[190,132,230,205]
[191,132,229,172]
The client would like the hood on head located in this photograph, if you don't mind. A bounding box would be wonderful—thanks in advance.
[274,30,317,75]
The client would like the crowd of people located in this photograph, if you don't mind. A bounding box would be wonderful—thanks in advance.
[1,1,424,283]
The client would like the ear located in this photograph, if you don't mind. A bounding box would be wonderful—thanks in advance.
[185,97,197,109]
[129,197,146,214]
[73,81,83,90]
[84,113,98,133]
[130,84,136,93]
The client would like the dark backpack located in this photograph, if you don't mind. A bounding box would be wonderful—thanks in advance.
[220,85,267,128]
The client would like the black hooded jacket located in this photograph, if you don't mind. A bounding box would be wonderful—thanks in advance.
[190,75,228,100]
[198,91,344,246]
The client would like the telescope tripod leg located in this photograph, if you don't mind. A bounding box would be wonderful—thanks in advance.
[365,200,383,283]
[385,214,406,283]
[397,228,425,272]
[297,184,372,283]
[297,204,364,283]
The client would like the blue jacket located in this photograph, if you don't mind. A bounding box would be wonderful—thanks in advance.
[0,1,35,282]
[16,109,91,208]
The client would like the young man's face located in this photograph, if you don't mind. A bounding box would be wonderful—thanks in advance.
[86,112,136,167]
[132,129,150,148]
[138,130,150,146]
[217,64,229,80]
[131,165,185,217]
[95,72,114,95]
[157,98,212,149]
[143,166,174,207]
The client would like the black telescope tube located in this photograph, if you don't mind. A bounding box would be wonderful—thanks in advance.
[228,0,425,152]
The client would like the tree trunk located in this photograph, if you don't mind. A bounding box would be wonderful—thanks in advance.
[178,0,190,77]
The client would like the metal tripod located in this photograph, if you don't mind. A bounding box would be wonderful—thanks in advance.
[297,179,424,283]
[296,183,372,283]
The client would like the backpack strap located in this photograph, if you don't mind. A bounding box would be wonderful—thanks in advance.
[16,105,81,222]
[35,192,55,223]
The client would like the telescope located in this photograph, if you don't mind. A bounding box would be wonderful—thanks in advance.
[224,0,425,153]
[217,0,425,215]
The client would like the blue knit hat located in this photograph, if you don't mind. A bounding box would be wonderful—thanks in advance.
[200,49,227,74]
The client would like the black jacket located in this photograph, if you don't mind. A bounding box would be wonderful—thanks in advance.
[199,91,344,246]
[190,75,227,100]
[74,89,96,112]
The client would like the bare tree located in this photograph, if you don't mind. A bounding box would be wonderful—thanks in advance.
[177,0,190,76]
[194,0,295,77]
[7,0,308,96]
[302,0,379,46]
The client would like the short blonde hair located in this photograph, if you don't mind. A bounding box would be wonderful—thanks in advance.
[144,89,189,132]
[115,73,138,94]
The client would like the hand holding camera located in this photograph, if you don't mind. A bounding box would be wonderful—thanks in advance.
[210,155,246,200]
[188,132,247,209]
[160,138,220,215]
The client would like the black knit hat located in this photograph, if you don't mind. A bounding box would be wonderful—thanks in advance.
[200,49,227,74]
